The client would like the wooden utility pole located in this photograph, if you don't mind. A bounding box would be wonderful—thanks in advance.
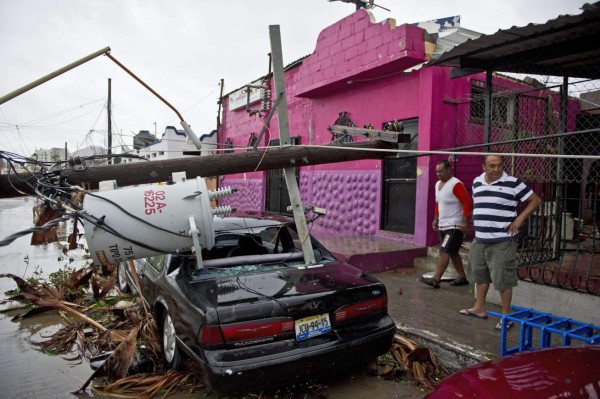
[216,78,224,133]
[107,78,112,163]
[216,78,225,154]
[269,25,315,264]
[0,47,111,105]
[0,140,402,198]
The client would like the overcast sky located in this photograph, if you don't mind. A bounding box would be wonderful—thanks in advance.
[0,0,588,157]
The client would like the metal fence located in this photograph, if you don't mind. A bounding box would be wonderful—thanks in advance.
[452,71,600,295]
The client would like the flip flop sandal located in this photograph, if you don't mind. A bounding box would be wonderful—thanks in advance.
[419,276,440,289]
[450,278,469,286]
[459,309,488,319]
[495,321,514,330]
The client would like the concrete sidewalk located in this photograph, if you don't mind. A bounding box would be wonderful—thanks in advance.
[373,268,520,371]
[315,234,427,273]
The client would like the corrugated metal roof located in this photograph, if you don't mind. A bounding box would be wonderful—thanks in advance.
[429,2,600,79]
[430,27,482,60]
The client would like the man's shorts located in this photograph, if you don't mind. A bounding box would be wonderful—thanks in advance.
[439,229,464,255]
[467,239,518,291]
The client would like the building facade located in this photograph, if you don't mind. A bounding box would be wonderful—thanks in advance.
[218,9,580,247]
[34,147,68,162]
[122,126,217,163]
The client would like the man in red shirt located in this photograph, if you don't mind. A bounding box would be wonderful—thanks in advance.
[420,160,472,289]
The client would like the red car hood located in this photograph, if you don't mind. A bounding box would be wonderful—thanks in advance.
[426,346,600,398]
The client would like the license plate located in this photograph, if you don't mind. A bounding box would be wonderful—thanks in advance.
[295,313,331,341]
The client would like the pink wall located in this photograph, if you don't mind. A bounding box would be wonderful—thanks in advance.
[295,10,426,97]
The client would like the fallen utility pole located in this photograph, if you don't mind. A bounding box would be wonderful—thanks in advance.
[0,140,404,198]
[0,47,111,105]
[269,24,315,264]
[1,46,206,152]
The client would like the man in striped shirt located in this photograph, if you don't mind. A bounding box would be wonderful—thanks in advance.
[459,155,542,329]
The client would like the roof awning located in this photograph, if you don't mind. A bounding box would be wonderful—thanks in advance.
[429,2,600,79]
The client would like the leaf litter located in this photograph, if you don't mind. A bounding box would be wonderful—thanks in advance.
[0,263,208,398]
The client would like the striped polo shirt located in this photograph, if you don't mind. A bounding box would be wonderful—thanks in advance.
[472,171,533,243]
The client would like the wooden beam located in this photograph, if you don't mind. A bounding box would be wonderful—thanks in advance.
[0,141,397,198]
[328,125,410,143]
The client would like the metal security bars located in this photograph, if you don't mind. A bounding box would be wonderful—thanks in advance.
[451,70,600,296]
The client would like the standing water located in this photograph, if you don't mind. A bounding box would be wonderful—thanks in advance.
[0,198,215,399]
[0,198,103,398]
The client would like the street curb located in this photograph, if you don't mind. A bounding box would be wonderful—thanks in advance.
[395,323,497,373]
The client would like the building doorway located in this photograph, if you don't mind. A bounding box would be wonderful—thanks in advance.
[381,119,418,234]
[265,138,300,214]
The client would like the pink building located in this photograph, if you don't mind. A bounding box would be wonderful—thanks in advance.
[218,10,579,248]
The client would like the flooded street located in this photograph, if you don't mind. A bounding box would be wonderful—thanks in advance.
[0,198,100,398]
[0,198,424,399]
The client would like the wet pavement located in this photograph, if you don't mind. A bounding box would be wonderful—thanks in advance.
[373,269,510,361]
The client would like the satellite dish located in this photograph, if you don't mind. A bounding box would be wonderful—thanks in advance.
[326,0,390,12]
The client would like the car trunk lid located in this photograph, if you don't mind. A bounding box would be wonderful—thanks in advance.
[213,262,386,322]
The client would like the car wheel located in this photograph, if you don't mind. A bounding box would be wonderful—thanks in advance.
[162,312,182,370]
[117,262,130,293]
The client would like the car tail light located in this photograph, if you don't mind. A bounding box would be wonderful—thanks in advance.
[334,296,387,323]
[222,318,294,342]
[199,318,294,347]
[199,325,225,346]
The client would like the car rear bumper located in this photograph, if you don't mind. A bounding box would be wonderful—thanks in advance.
[201,317,396,395]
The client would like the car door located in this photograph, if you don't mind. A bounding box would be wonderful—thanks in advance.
[137,254,166,305]
[123,259,145,296]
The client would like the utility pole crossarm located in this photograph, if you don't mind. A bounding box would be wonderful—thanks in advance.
[328,125,411,144]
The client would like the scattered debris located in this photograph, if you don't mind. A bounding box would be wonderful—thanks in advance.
[93,364,206,398]
[1,264,205,397]
[73,325,140,394]
[389,333,448,390]
[30,203,61,245]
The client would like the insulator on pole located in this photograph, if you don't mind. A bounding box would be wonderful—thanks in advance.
[209,186,236,200]
[213,206,235,217]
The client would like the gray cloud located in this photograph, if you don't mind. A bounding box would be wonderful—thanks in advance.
[0,0,586,155]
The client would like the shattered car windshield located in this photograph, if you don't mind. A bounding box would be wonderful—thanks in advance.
[185,221,335,277]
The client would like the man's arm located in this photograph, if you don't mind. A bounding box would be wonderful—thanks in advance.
[452,182,472,233]
[507,192,543,235]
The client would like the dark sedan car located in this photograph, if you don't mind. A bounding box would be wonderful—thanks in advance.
[117,212,396,394]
